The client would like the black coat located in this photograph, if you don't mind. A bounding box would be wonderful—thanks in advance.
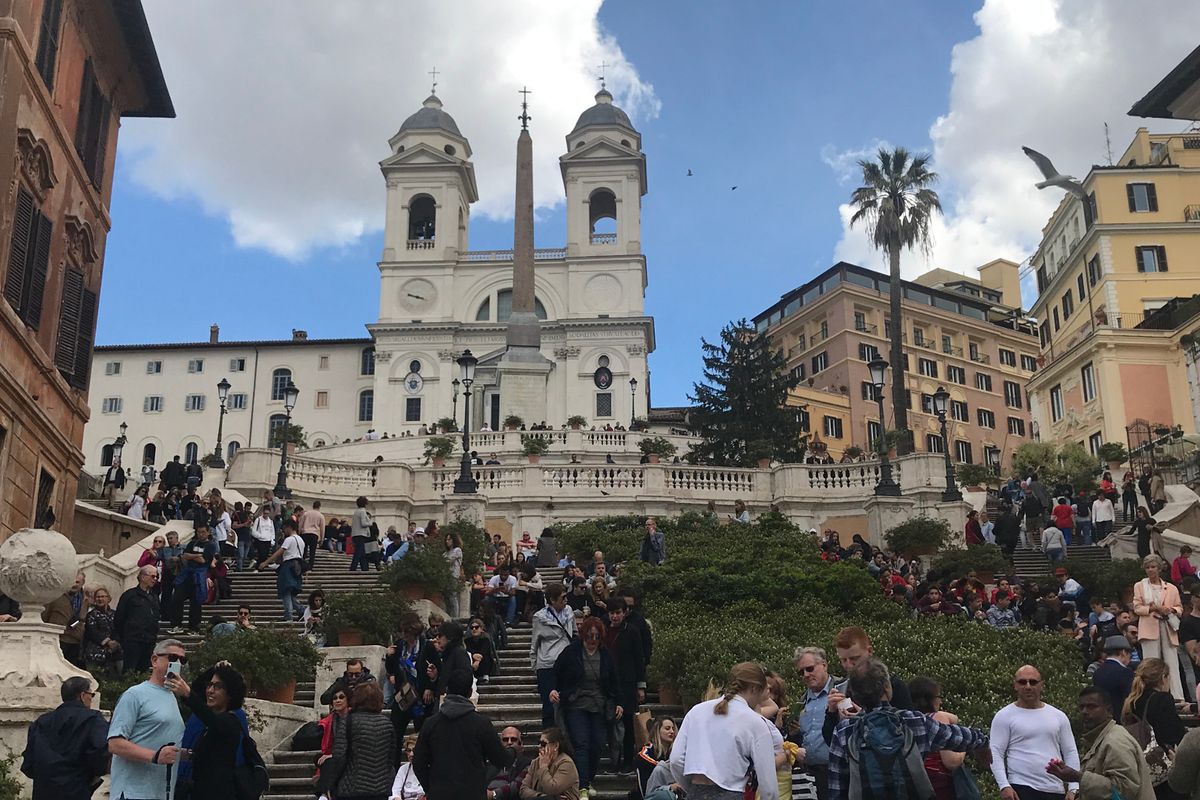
[624,607,653,667]
[435,641,473,697]
[161,460,185,488]
[412,694,513,800]
[607,623,646,706]
[1093,658,1135,718]
[186,670,243,799]
[992,513,1021,548]
[113,586,161,644]
[550,639,621,714]
[21,701,109,800]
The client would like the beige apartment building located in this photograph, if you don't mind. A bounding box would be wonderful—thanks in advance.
[1026,128,1200,453]
[755,260,1039,472]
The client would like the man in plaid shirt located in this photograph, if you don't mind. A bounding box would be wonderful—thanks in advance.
[828,657,991,800]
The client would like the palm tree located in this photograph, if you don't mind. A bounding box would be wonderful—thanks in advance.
[849,147,942,455]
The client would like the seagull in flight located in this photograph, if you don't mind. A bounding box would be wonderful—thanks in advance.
[731,186,737,191]
[1021,146,1086,198]
[687,169,693,176]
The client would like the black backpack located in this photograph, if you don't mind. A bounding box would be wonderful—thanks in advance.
[846,707,935,800]
[234,721,271,800]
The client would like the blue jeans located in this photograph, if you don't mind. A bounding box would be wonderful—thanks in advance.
[237,535,251,571]
[536,668,556,728]
[1047,548,1065,564]
[281,591,298,621]
[496,595,516,625]
[1076,519,1093,546]
[442,588,460,619]
[350,541,369,571]
[564,708,606,788]
[1059,526,1072,546]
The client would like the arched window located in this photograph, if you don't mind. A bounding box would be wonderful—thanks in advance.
[227,441,240,460]
[271,368,292,401]
[408,195,436,240]
[475,297,491,321]
[184,442,199,463]
[588,188,617,241]
[142,443,156,466]
[358,390,374,422]
[495,289,547,322]
[268,414,288,445]
[361,347,376,376]
[100,444,114,467]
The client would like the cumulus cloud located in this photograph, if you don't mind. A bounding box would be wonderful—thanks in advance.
[121,0,658,260]
[828,0,1200,304]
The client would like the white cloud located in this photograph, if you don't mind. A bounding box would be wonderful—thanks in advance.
[829,0,1200,304]
[121,0,658,260]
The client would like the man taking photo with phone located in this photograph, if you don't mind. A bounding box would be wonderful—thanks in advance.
[108,639,187,800]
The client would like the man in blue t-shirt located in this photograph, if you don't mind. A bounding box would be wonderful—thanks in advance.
[107,639,186,800]
[167,526,216,634]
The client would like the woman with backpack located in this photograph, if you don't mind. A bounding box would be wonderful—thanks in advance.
[1122,658,1187,799]
[669,661,779,800]
[167,661,257,800]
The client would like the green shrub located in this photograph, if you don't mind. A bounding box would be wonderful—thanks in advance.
[885,516,953,557]
[956,463,994,488]
[423,436,457,461]
[436,417,459,433]
[1096,442,1127,464]
[323,587,414,645]
[1060,558,1144,604]
[638,436,678,458]
[931,544,1010,577]
[555,516,649,565]
[0,749,20,800]
[521,436,551,456]
[96,669,150,712]
[567,415,588,428]
[381,544,455,594]
[190,628,324,691]
[503,414,524,429]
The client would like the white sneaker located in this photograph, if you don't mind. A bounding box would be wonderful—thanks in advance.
[579,790,589,800]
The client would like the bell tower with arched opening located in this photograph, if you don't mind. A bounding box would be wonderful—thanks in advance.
[560,88,647,257]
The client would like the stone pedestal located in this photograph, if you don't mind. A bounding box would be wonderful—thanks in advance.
[863,496,918,548]
[444,493,488,527]
[497,349,552,427]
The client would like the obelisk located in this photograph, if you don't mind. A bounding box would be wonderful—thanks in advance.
[498,87,552,424]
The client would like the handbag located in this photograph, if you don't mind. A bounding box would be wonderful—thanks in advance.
[951,763,982,800]
[394,675,418,712]
[233,727,270,800]
[1123,709,1173,785]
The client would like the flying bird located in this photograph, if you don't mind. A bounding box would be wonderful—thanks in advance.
[1021,146,1086,198]
[731,186,738,191]
[687,169,693,176]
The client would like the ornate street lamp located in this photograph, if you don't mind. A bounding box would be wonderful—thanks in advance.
[211,377,232,468]
[452,378,461,426]
[453,350,479,494]
[867,357,900,496]
[931,385,963,501]
[629,376,638,428]
[113,421,128,463]
[273,379,299,498]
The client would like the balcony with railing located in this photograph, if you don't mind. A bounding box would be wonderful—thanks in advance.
[969,351,990,364]
[406,239,436,250]
[590,232,618,245]
[854,322,878,334]
[1185,204,1200,222]
[942,344,963,357]
[912,338,936,350]
[462,248,567,262]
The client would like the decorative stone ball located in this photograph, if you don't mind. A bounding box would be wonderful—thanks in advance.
[0,528,79,611]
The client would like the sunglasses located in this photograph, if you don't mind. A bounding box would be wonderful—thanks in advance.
[159,653,188,664]
[799,664,820,674]
[501,737,521,744]
[470,624,482,630]
[538,740,551,748]
[584,633,602,641]
[1016,678,1041,686]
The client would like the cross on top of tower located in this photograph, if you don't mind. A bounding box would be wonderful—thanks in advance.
[596,61,609,90]
[518,86,532,130]
[428,66,439,95]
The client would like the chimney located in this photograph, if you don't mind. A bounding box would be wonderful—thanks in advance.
[209,324,219,343]
[292,329,308,341]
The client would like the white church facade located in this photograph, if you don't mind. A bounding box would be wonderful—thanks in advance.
[81,89,655,475]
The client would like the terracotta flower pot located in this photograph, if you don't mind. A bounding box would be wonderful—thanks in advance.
[432,456,446,468]
[253,679,297,705]
[528,454,541,464]
[648,454,661,464]
[757,458,771,469]
[336,629,364,647]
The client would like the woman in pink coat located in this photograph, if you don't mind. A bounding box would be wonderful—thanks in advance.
[1133,554,1185,699]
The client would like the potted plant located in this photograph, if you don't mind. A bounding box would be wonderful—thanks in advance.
[955,463,993,491]
[522,435,551,463]
[323,587,415,647]
[931,543,1010,584]
[567,414,588,430]
[382,548,455,606]
[436,416,459,434]
[630,417,649,432]
[503,414,524,431]
[638,436,677,464]
[884,516,953,560]
[844,445,863,461]
[1096,442,1127,472]
[190,628,324,705]
[883,428,911,456]
[423,435,456,467]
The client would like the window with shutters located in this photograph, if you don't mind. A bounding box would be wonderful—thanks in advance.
[1135,246,1167,273]
[999,349,1016,367]
[187,359,204,373]
[1061,292,1073,320]
[926,434,945,454]
[35,468,56,528]
[52,270,96,390]
[950,400,968,422]
[1050,385,1063,422]
[144,395,163,413]
[228,393,247,411]
[1077,274,1086,302]
[1020,355,1038,372]
[920,393,934,414]
[1081,363,1096,403]
[858,342,879,362]
[822,416,843,439]
[918,358,938,378]
[1087,255,1102,286]
[1052,307,1060,331]
[318,355,330,370]
[229,358,246,372]
[1126,183,1158,212]
[866,420,883,451]
[955,440,973,464]
[861,382,881,401]
[811,352,828,373]
[104,361,121,376]
[34,0,64,91]
[1007,417,1025,436]
[1088,432,1103,455]
[1004,381,1022,409]
[947,365,966,385]
[4,186,53,330]
[100,397,121,414]
[185,394,205,412]
[147,360,162,374]
[975,373,992,392]
[315,391,329,409]
[75,60,111,190]
[977,408,996,429]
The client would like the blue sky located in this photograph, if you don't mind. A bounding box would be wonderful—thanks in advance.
[98,1,1200,407]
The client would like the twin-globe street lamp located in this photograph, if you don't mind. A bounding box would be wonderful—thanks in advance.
[867,357,901,496]
[453,350,479,494]
[931,385,963,502]
[273,379,300,498]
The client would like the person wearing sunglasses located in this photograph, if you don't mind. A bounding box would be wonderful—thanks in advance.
[486,726,530,800]
[21,676,109,799]
[107,639,188,800]
[389,734,424,800]
[166,660,250,800]
[466,617,499,684]
[520,727,580,800]
[988,665,1080,800]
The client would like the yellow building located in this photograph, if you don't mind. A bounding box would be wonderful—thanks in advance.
[1026,128,1200,453]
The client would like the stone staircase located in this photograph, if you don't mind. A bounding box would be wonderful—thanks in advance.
[1010,543,1113,580]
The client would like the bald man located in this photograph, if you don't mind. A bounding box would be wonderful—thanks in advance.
[487,725,531,799]
[989,665,1080,800]
[114,565,163,673]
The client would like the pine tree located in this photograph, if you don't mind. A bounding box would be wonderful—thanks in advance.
[688,319,807,466]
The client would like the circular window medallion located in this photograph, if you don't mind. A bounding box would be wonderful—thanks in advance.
[405,373,424,394]
[593,367,613,390]
[409,360,422,374]
[598,355,610,368]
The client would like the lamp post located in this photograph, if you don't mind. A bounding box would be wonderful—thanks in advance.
[211,377,231,468]
[867,358,901,496]
[273,379,299,499]
[452,378,460,426]
[629,377,638,428]
[113,421,128,464]
[453,350,479,494]
[931,385,963,501]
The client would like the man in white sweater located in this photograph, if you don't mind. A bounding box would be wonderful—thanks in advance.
[990,665,1080,800]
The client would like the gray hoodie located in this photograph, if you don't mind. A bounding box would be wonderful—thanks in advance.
[530,604,577,670]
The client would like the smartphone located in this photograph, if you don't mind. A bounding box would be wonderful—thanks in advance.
[166,661,182,680]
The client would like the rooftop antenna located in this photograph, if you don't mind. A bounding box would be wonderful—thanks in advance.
[596,60,609,90]
[1104,122,1113,166]
[518,86,532,130]
[428,66,439,95]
